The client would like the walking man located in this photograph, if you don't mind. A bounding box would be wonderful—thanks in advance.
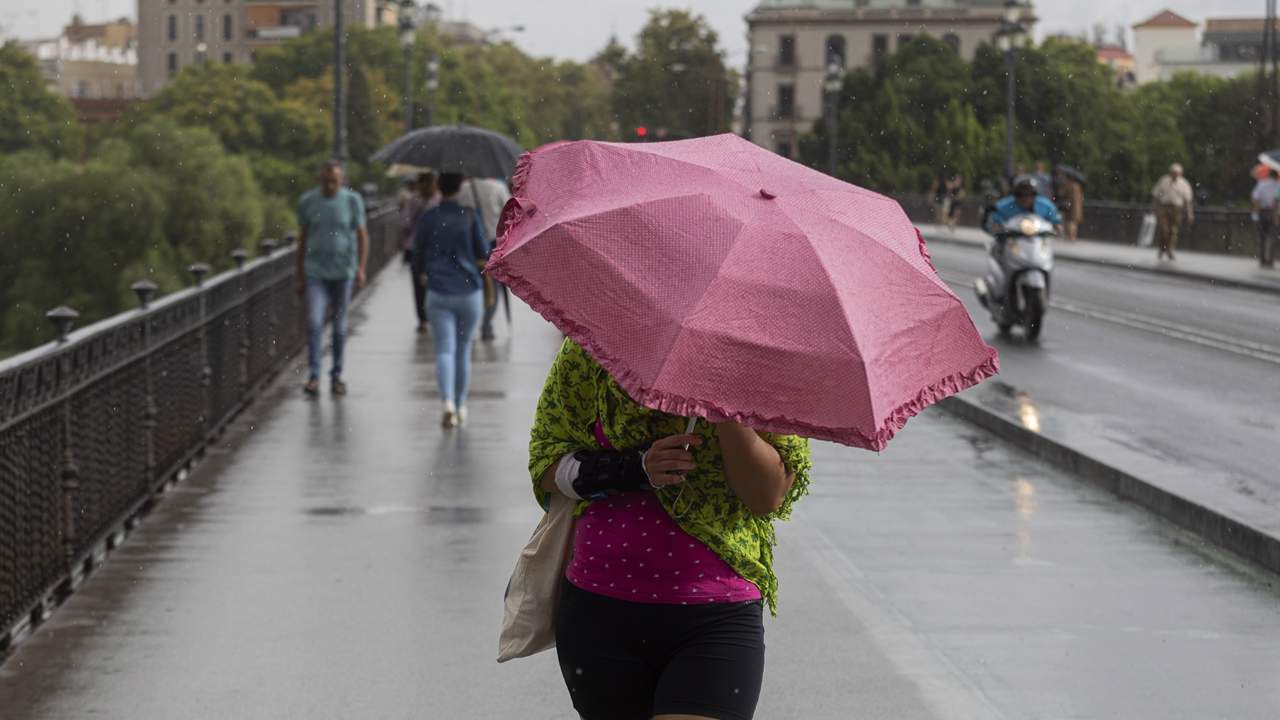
[1252,169,1280,268]
[1151,163,1194,261]
[296,160,369,396]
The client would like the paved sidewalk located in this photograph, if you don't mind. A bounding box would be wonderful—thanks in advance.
[918,223,1280,295]
[1,265,1277,719]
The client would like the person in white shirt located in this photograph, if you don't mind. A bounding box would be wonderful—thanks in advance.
[457,177,513,340]
[1150,163,1194,261]
[1251,169,1280,268]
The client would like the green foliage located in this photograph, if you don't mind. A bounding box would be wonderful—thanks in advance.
[0,120,263,351]
[0,42,83,157]
[804,35,1263,203]
[609,10,738,138]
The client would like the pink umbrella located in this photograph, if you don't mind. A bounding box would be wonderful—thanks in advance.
[487,135,998,450]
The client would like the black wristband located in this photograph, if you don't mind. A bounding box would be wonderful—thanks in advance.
[571,447,651,500]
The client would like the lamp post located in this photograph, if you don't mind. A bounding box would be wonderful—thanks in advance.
[995,0,1029,181]
[398,0,417,133]
[333,0,347,160]
[824,60,845,177]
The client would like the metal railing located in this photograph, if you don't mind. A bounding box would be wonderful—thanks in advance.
[0,204,400,648]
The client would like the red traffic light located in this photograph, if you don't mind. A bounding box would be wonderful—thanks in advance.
[635,126,648,138]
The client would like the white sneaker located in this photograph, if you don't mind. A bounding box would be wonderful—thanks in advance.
[457,406,468,426]
[442,400,458,428]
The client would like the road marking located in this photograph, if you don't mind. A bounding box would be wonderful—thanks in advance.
[936,271,1280,366]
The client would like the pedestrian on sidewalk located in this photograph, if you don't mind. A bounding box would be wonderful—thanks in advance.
[1151,163,1194,261]
[456,176,512,341]
[529,340,811,720]
[296,160,369,397]
[944,173,966,231]
[1250,168,1279,268]
[401,171,440,333]
[1033,161,1053,198]
[1056,169,1085,242]
[412,172,491,428]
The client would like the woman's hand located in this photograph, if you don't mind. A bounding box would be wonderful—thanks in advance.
[643,434,702,487]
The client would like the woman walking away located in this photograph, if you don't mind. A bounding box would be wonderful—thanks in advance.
[401,171,439,333]
[529,340,812,720]
[412,172,490,428]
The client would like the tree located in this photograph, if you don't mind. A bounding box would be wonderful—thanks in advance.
[608,10,738,138]
[0,43,82,157]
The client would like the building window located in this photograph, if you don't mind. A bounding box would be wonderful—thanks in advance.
[223,14,232,40]
[779,35,796,67]
[825,34,846,67]
[873,34,889,63]
[776,141,793,158]
[167,52,178,77]
[195,51,206,66]
[167,15,177,41]
[223,51,233,63]
[898,33,914,49]
[195,15,205,41]
[777,85,795,119]
[943,33,961,53]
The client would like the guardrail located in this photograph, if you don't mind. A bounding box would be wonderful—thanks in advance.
[897,194,1259,257]
[0,203,400,650]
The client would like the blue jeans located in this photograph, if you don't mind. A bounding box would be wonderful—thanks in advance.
[306,277,354,380]
[426,289,483,406]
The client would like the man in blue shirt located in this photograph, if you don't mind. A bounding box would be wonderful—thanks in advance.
[986,179,1064,236]
[295,160,369,396]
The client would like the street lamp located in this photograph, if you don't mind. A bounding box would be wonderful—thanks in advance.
[824,60,845,176]
[995,0,1030,181]
[424,54,439,127]
[398,0,416,132]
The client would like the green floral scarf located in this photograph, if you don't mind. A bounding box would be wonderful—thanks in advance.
[528,339,812,614]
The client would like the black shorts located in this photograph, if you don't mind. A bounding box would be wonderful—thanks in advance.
[555,580,766,720]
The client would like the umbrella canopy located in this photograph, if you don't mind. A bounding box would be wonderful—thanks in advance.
[372,125,522,179]
[1056,164,1087,186]
[1260,150,1280,172]
[487,135,998,450]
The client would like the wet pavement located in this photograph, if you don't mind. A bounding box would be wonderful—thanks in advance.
[1,265,1278,719]
[921,236,1280,545]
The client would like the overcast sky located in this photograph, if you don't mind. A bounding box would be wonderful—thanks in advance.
[4,1,1271,62]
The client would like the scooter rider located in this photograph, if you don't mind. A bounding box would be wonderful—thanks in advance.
[986,178,1065,239]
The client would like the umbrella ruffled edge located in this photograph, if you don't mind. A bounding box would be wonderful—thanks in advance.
[491,153,1001,451]
[491,243,1000,451]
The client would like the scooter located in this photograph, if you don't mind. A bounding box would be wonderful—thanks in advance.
[973,213,1055,341]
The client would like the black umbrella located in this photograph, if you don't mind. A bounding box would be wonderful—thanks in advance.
[1056,164,1087,186]
[371,124,522,179]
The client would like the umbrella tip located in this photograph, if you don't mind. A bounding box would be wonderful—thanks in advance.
[759,188,776,200]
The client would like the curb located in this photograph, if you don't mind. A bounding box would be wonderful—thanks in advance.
[922,232,1280,297]
[937,394,1280,577]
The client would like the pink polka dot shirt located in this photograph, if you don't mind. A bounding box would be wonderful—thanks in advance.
[566,492,763,605]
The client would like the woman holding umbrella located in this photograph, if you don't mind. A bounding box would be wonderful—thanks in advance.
[491,136,998,719]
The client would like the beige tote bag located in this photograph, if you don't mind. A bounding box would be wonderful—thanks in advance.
[497,493,576,662]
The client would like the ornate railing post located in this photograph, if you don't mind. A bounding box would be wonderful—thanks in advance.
[189,264,212,440]
[258,238,277,257]
[133,280,158,492]
[231,248,249,271]
[45,307,79,343]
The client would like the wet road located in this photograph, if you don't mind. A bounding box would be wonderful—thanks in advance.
[1,265,1277,719]
[924,238,1280,537]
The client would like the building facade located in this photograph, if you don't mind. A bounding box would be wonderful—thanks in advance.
[23,17,139,100]
[137,0,396,97]
[744,0,1031,158]
[1132,10,1280,84]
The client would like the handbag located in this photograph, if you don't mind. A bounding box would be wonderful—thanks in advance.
[1137,212,1156,247]
[496,493,576,662]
